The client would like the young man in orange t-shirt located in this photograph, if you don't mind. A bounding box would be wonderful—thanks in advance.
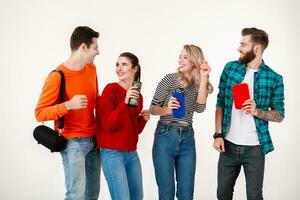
[35,26,101,200]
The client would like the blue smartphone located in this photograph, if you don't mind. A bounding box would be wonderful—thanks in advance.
[172,92,185,119]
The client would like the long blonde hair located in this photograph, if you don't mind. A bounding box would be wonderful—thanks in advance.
[177,44,213,94]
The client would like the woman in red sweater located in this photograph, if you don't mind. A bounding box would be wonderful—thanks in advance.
[96,52,150,200]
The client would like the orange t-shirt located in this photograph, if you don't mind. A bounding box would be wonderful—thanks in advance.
[35,64,98,139]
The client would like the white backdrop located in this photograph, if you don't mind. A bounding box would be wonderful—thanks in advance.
[0,0,299,199]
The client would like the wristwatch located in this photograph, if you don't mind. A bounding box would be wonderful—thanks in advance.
[213,132,223,139]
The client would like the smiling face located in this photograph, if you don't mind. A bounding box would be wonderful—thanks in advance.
[115,56,137,82]
[83,37,99,64]
[178,48,194,74]
[238,35,257,64]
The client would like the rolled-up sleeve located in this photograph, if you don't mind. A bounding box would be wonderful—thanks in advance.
[270,75,285,118]
[195,103,206,113]
[151,74,172,106]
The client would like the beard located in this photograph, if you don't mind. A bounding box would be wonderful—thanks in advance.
[239,48,256,64]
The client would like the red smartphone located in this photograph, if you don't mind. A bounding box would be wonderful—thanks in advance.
[232,83,250,109]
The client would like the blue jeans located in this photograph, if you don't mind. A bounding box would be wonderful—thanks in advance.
[152,122,196,200]
[60,137,101,200]
[217,140,265,200]
[101,149,143,200]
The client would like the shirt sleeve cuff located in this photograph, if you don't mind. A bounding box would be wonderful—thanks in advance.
[58,103,68,116]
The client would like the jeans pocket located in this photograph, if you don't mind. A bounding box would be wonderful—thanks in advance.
[183,126,194,137]
[154,125,168,136]
[188,128,195,136]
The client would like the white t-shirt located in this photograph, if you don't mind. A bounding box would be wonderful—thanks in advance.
[225,68,259,145]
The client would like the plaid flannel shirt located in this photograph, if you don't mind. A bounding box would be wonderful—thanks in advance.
[216,60,285,154]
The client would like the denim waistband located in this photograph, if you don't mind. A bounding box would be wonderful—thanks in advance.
[158,120,191,127]
[225,139,260,148]
[70,136,95,142]
[157,121,194,135]
[157,121,193,133]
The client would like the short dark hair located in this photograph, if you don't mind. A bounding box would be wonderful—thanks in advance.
[119,52,141,81]
[70,26,99,51]
[241,27,269,50]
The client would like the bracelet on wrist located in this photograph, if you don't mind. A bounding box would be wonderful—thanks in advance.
[213,132,223,139]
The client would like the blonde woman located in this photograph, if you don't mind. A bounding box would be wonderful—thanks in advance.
[150,44,213,200]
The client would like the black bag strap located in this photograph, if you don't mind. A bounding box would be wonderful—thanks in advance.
[54,70,65,130]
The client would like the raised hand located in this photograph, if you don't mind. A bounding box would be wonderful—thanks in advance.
[125,86,140,104]
[242,99,257,115]
[168,96,181,110]
[199,60,211,77]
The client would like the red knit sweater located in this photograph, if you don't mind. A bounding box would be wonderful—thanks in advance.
[96,83,147,151]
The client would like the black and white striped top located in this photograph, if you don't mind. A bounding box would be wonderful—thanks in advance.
[151,73,206,123]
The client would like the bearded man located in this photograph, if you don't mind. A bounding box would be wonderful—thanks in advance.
[213,27,285,200]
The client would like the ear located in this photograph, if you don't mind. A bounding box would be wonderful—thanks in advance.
[132,65,138,73]
[254,44,262,54]
[79,43,87,50]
